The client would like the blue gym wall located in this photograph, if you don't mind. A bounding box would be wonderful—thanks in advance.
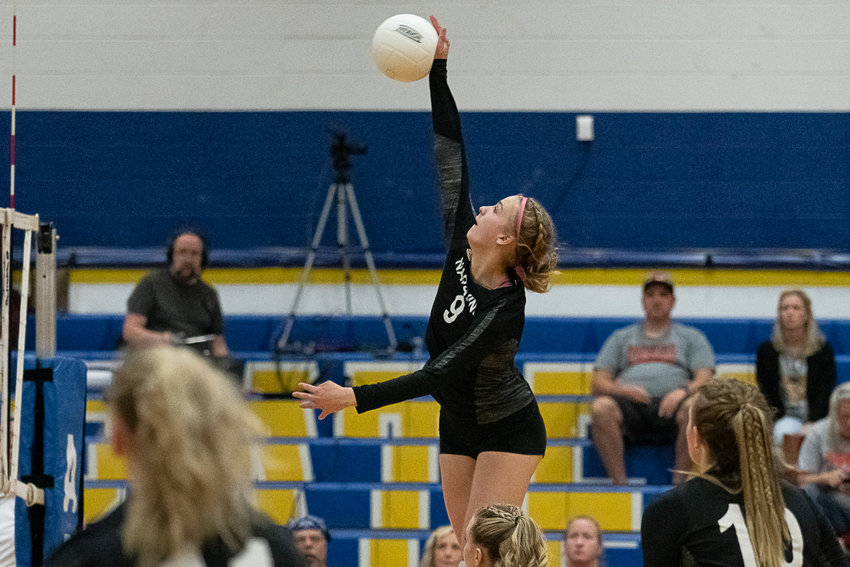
[2,110,848,254]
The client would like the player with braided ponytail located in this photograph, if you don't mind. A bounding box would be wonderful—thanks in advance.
[461,504,549,567]
[641,378,846,566]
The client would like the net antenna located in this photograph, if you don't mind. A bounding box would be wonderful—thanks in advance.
[275,130,397,353]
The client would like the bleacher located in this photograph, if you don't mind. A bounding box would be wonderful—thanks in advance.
[73,313,850,566]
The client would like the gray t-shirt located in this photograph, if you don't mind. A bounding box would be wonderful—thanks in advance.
[594,322,715,397]
[798,417,850,473]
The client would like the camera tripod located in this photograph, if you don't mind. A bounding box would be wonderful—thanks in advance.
[275,132,397,353]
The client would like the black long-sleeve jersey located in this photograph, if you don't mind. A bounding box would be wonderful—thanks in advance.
[353,59,536,425]
[641,476,848,567]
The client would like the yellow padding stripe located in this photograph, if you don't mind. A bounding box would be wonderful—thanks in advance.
[67,266,850,287]
[554,268,850,287]
[68,267,441,285]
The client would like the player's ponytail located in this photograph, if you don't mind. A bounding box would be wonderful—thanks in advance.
[515,196,559,294]
[468,503,550,567]
[692,379,788,567]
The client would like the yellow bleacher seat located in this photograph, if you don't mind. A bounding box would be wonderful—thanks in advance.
[343,361,426,387]
[716,363,756,385]
[245,360,319,394]
[527,490,640,532]
[83,487,125,524]
[258,442,313,482]
[360,538,421,567]
[533,445,574,483]
[382,444,439,483]
[86,442,128,480]
[523,362,593,395]
[371,489,430,529]
[255,488,303,525]
[249,399,318,437]
[538,401,590,439]
[334,400,439,438]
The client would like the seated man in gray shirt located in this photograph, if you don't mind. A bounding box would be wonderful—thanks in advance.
[590,271,715,485]
[122,229,229,358]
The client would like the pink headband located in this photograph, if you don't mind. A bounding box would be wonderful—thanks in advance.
[515,196,529,284]
[516,196,528,238]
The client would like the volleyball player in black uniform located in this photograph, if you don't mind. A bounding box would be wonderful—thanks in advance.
[641,379,847,567]
[294,16,559,546]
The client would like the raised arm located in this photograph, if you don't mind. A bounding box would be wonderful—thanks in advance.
[429,17,475,248]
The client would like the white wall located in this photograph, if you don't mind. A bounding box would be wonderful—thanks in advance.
[0,1,847,111]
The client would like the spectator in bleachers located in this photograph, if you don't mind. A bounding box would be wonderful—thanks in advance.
[590,271,715,485]
[420,525,462,567]
[460,503,549,567]
[288,515,330,567]
[122,228,230,359]
[641,379,846,566]
[797,382,850,541]
[756,288,836,445]
[564,515,603,567]
[46,346,306,567]
[295,17,559,549]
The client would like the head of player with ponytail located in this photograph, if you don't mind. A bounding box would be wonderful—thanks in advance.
[462,503,550,567]
[513,195,559,294]
[688,378,789,567]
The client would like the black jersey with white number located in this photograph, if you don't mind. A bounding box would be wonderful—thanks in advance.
[45,502,308,567]
[353,59,535,425]
[641,476,848,567]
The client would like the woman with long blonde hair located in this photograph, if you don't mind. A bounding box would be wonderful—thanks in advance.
[641,379,845,566]
[757,288,836,444]
[47,346,306,567]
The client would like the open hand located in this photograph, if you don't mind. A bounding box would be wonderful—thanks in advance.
[292,381,356,420]
[430,16,450,59]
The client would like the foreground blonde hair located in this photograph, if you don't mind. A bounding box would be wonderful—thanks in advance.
[470,504,550,567]
[691,379,788,567]
[108,346,263,567]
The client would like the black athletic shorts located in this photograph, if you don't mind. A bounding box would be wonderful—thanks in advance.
[614,395,678,443]
[438,399,547,458]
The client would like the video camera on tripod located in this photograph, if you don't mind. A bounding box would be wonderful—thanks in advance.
[330,130,367,183]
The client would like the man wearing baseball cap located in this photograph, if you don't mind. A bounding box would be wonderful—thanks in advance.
[590,271,716,485]
[288,515,330,567]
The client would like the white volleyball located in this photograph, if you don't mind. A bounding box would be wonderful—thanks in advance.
[371,14,438,82]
